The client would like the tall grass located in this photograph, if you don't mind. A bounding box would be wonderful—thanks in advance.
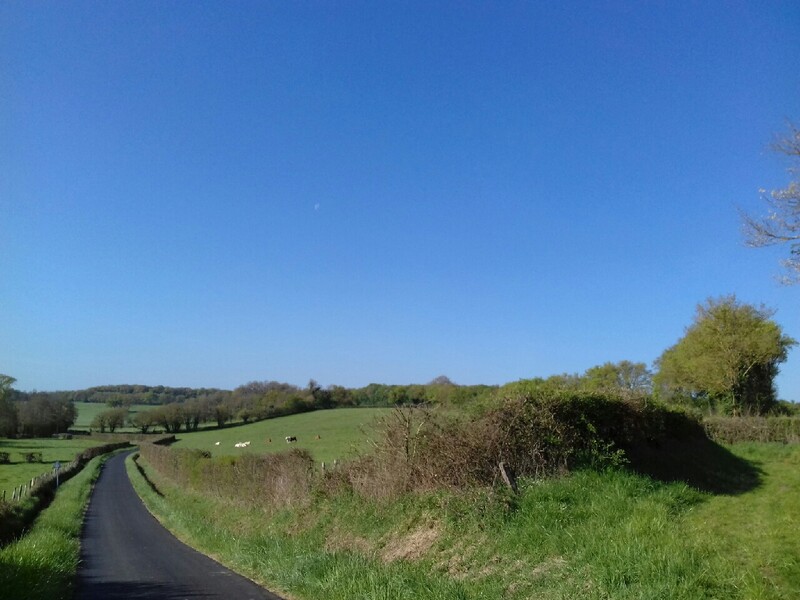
[130,444,799,599]
[0,451,118,600]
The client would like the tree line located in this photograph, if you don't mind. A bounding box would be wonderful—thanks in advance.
[1,293,796,438]
[11,384,229,407]
[0,376,77,437]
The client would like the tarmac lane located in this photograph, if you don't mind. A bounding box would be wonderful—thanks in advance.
[75,451,282,600]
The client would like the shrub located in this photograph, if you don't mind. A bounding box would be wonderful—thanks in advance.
[702,416,800,444]
[138,443,314,513]
[0,452,9,464]
[339,393,702,502]
[23,452,42,463]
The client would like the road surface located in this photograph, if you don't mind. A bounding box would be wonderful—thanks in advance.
[75,451,282,600]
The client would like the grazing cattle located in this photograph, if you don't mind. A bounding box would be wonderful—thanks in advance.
[285,436,297,443]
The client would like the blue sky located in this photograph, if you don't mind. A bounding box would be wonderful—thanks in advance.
[2,2,799,399]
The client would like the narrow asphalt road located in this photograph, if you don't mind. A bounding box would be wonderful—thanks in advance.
[75,451,283,600]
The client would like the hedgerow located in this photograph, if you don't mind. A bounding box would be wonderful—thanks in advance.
[139,392,703,508]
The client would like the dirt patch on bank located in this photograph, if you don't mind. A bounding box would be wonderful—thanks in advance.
[381,523,442,563]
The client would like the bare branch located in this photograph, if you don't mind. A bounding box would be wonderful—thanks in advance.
[742,123,800,284]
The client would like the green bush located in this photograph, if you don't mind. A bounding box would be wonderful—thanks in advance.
[23,452,42,463]
[703,416,800,444]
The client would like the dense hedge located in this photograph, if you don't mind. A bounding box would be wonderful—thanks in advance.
[703,416,800,444]
[335,392,703,500]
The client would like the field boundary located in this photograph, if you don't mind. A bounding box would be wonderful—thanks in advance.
[0,441,132,547]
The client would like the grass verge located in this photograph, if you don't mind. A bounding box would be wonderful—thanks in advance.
[128,443,799,599]
[0,450,120,600]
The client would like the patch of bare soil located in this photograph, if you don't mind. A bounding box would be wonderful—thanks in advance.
[324,526,374,556]
[381,523,442,563]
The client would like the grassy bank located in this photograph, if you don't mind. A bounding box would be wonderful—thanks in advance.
[129,442,799,599]
[0,451,117,600]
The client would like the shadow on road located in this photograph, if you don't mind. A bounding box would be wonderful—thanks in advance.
[76,579,214,600]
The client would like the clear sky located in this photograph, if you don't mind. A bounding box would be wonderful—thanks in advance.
[2,2,799,399]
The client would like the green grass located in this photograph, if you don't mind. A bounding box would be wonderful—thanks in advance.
[0,438,105,498]
[172,407,393,464]
[72,401,156,432]
[129,441,800,599]
[128,453,477,600]
[687,443,800,598]
[0,451,115,600]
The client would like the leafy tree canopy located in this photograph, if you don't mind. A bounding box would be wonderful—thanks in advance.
[654,296,796,414]
[0,374,18,437]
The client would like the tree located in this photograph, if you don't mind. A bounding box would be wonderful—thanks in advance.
[212,402,232,428]
[151,403,184,433]
[742,123,800,284]
[654,296,796,414]
[428,375,455,386]
[129,410,156,434]
[0,374,19,437]
[583,361,652,397]
[91,407,126,433]
[17,394,77,436]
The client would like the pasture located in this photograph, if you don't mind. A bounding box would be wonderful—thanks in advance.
[0,438,104,498]
[171,407,393,464]
[72,401,156,432]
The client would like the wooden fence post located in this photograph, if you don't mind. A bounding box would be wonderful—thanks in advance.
[498,461,518,494]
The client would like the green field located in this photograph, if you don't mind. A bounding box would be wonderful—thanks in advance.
[172,407,393,464]
[0,438,104,498]
[72,401,156,432]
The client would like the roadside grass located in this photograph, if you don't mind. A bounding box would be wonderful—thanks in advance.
[72,401,156,432]
[0,451,117,600]
[172,407,393,464]
[129,443,799,599]
[0,438,105,498]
